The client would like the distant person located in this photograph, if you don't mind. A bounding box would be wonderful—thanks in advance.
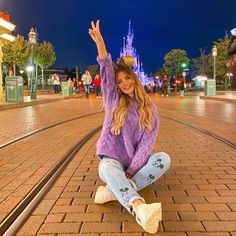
[52,74,60,95]
[78,80,83,94]
[8,67,14,76]
[93,74,101,98]
[88,19,171,234]
[179,77,185,97]
[72,78,77,94]
[68,77,75,94]
[81,70,92,98]
[161,78,168,96]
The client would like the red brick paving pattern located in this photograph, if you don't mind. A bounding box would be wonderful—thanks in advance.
[0,98,101,145]
[0,112,104,221]
[16,117,236,235]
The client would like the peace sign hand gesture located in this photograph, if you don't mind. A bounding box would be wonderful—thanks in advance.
[89,20,103,45]
[88,20,107,58]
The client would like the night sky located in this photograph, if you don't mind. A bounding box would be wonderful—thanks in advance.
[1,0,236,73]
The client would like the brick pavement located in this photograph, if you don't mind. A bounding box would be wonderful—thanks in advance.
[16,117,236,235]
[0,97,101,146]
[0,112,104,221]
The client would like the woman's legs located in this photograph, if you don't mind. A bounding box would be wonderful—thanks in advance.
[97,154,170,234]
[131,152,171,192]
[98,157,144,213]
[95,86,99,97]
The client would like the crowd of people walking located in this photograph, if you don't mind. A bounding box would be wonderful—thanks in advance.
[51,69,187,98]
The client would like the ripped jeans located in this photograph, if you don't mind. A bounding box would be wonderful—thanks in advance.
[98,152,171,213]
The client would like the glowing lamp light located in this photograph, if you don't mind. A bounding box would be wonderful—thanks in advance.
[26,65,34,72]
[226,72,233,77]
[212,45,217,57]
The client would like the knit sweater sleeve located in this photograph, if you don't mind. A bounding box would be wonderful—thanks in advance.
[97,53,118,106]
[126,107,159,176]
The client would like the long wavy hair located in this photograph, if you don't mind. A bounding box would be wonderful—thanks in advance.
[110,59,154,135]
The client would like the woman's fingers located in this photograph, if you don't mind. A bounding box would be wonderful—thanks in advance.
[91,20,95,30]
[96,19,100,31]
[89,20,101,43]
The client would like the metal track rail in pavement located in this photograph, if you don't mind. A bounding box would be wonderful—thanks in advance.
[0,114,235,234]
[160,115,236,149]
[0,111,104,149]
[0,125,102,236]
[1,111,235,151]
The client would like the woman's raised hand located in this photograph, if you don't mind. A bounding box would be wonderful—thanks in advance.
[89,20,103,44]
[89,20,107,58]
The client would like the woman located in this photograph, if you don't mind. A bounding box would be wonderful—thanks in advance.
[93,74,101,98]
[89,20,171,234]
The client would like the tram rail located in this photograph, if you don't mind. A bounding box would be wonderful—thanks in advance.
[0,112,235,235]
[0,111,103,149]
[1,111,235,150]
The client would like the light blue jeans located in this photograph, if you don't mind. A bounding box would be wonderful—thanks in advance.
[84,84,90,97]
[98,152,171,213]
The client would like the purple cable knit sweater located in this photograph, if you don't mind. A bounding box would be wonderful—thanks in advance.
[96,54,159,176]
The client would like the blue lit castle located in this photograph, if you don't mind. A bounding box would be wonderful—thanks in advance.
[119,21,153,85]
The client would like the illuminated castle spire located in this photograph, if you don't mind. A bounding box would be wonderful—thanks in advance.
[119,21,152,85]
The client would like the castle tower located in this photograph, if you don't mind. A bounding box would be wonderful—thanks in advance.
[119,21,152,85]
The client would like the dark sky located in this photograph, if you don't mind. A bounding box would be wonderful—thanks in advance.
[1,0,236,73]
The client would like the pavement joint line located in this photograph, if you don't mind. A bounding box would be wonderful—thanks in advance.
[0,125,102,236]
[0,111,104,149]
[160,115,236,149]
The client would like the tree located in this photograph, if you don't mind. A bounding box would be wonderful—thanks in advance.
[34,41,56,88]
[191,48,211,78]
[163,49,190,77]
[213,35,231,89]
[86,64,99,79]
[2,34,31,75]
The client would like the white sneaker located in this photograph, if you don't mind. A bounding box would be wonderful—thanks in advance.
[94,186,117,204]
[133,202,162,234]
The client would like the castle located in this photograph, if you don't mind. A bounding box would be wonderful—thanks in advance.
[119,21,153,85]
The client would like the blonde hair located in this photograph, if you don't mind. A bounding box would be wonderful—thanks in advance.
[110,62,154,135]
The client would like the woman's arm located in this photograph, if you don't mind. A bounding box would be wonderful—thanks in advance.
[88,20,118,107]
[88,20,107,59]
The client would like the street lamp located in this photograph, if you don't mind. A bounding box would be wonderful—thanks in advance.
[28,27,37,99]
[226,72,233,89]
[212,45,217,81]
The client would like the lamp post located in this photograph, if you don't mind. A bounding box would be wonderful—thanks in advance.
[226,72,233,89]
[212,45,217,81]
[28,28,37,100]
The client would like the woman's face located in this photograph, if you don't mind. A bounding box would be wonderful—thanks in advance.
[116,71,134,97]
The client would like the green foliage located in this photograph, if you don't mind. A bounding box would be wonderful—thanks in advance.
[86,64,99,79]
[163,49,190,77]
[191,48,211,77]
[191,36,231,82]
[2,34,31,73]
[34,41,56,70]
[214,35,231,81]
[154,67,167,79]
